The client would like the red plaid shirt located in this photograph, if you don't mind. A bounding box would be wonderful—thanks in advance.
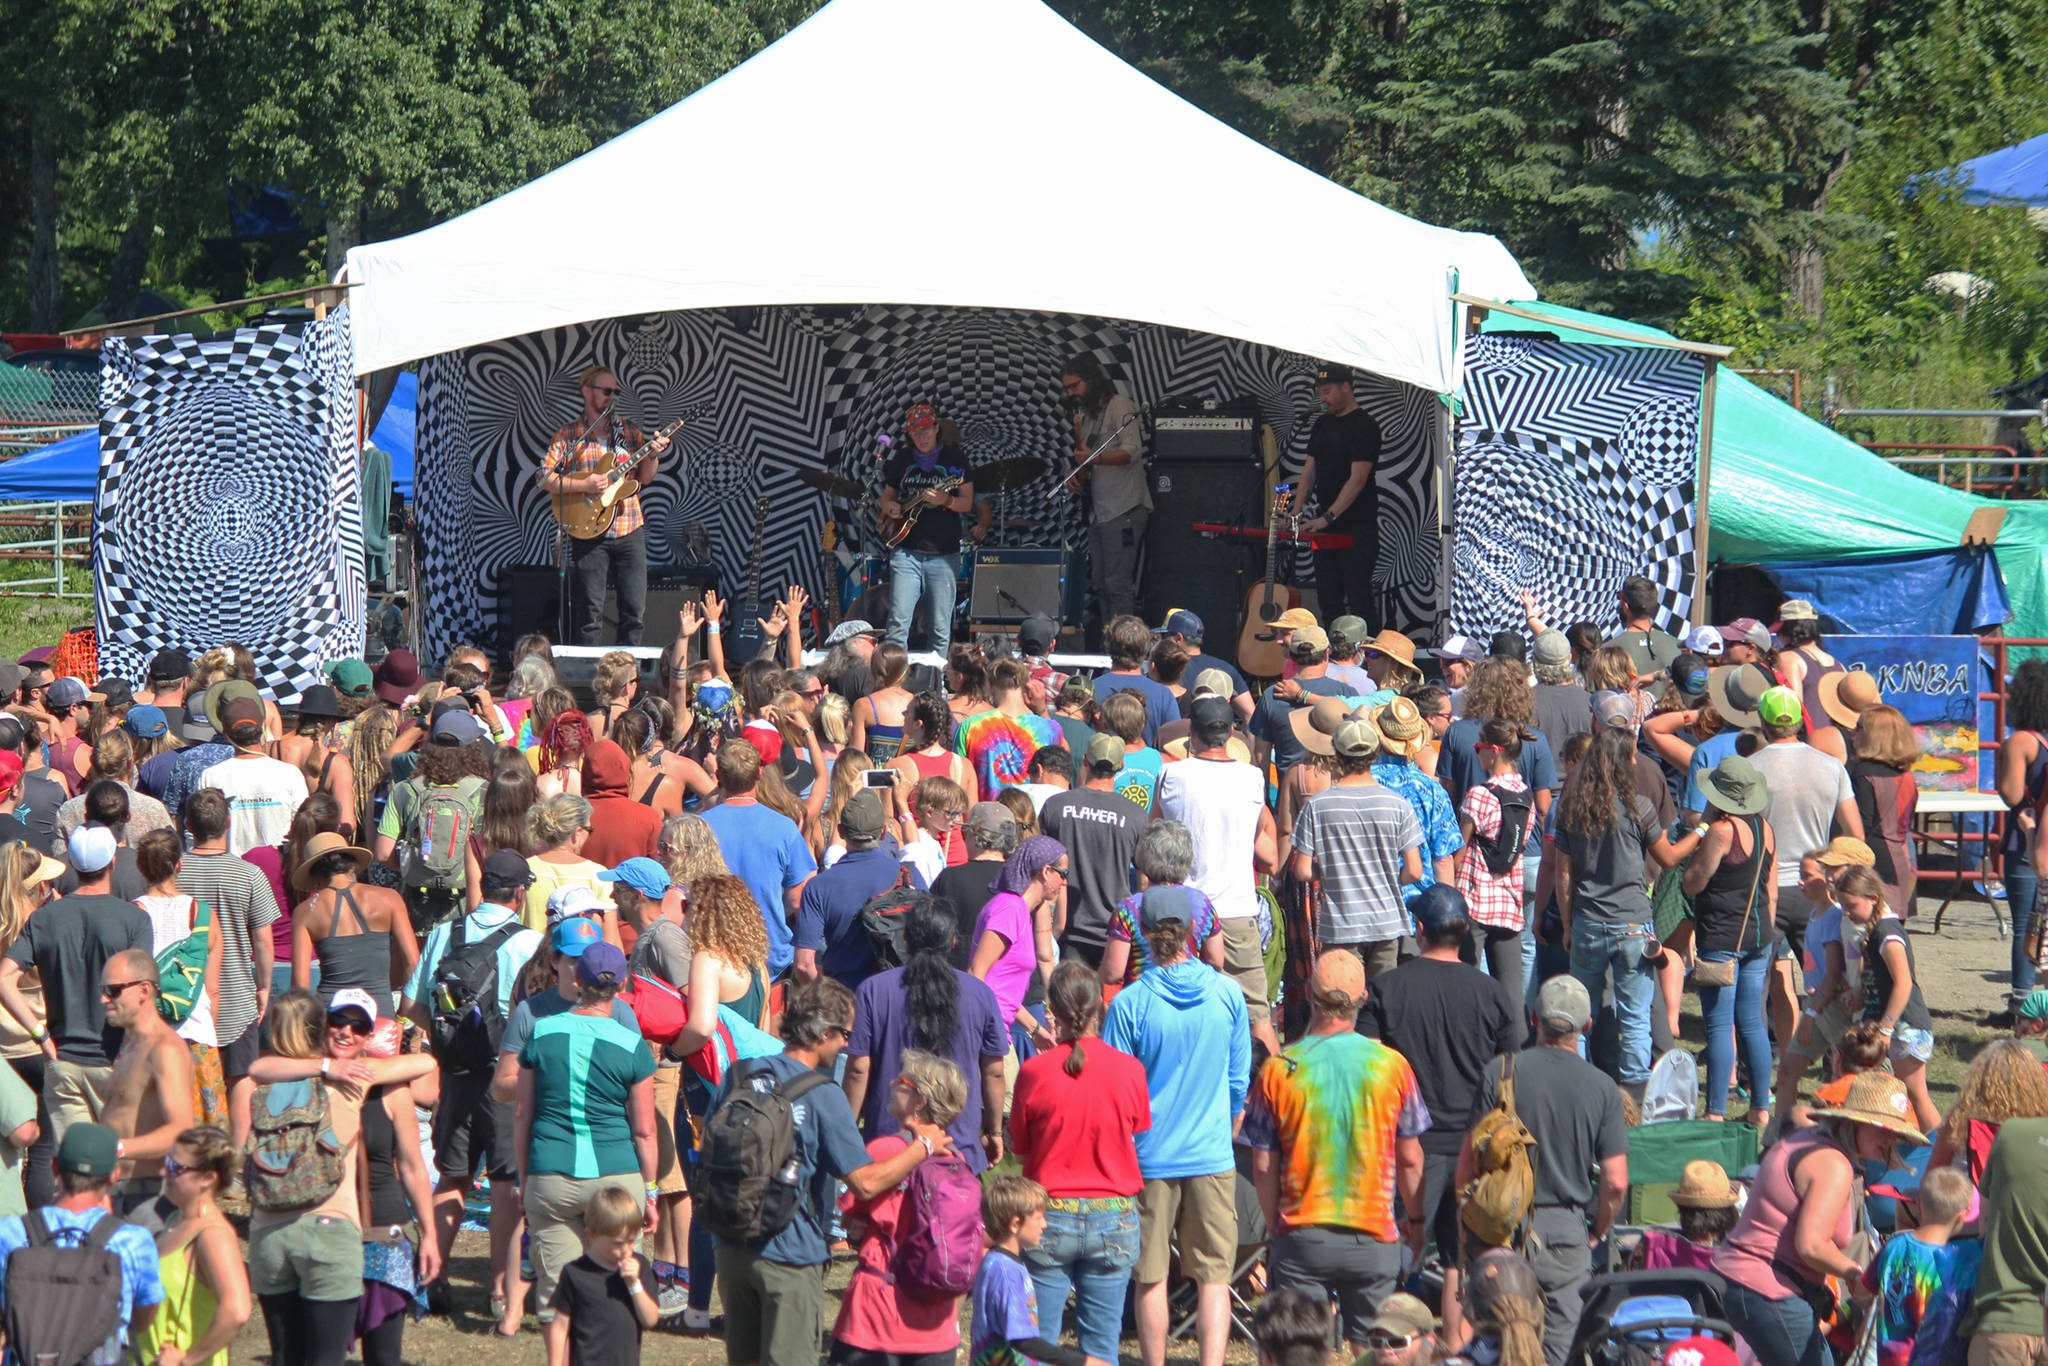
[1458,773,1529,931]
[544,419,648,538]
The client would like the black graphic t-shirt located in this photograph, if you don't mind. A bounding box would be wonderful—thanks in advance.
[1307,408,1383,532]
[884,446,970,554]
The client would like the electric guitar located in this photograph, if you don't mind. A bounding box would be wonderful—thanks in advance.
[727,496,774,661]
[879,473,966,549]
[1235,493,1303,678]
[554,402,711,540]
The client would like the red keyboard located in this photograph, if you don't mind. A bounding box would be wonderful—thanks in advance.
[1191,521,1355,550]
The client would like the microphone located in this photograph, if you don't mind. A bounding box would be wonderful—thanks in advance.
[874,433,893,459]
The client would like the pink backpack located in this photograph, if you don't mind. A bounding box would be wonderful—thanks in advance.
[890,1148,986,1297]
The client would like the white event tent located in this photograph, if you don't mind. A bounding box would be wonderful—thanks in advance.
[344,0,1533,395]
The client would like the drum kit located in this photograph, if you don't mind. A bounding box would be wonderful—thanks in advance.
[795,456,1054,628]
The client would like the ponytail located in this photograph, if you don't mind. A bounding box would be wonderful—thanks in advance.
[1046,961,1103,1078]
[902,896,960,1051]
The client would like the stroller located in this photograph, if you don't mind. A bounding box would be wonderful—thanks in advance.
[1565,1268,1737,1366]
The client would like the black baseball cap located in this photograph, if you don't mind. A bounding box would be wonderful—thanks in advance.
[148,648,192,684]
[1489,630,1527,662]
[1314,363,1354,386]
[1019,615,1058,655]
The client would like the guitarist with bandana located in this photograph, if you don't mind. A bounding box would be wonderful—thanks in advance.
[877,403,974,659]
[538,365,671,644]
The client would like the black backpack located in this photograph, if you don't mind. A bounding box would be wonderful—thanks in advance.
[690,1058,832,1244]
[859,882,922,972]
[2,1210,125,1366]
[429,919,523,1073]
[1474,777,1534,876]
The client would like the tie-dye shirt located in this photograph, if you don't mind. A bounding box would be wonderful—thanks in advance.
[1241,1032,1431,1239]
[956,710,1062,795]
[1860,1232,1980,1366]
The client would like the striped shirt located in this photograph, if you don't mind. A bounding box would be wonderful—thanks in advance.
[1290,783,1422,945]
[173,851,281,1045]
[521,1010,655,1177]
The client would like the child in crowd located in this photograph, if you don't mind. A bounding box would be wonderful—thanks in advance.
[971,1174,1103,1366]
[1456,719,1533,977]
[1839,864,1941,1133]
[1633,1161,1740,1271]
[901,775,966,885]
[1862,1165,1981,1366]
[545,1185,658,1366]
[1099,691,1161,812]
[1768,841,1875,1139]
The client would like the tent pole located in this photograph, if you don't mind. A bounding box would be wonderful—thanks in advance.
[1694,357,1719,628]
[1437,398,1455,632]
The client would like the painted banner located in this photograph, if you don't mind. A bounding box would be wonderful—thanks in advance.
[1828,635,1984,790]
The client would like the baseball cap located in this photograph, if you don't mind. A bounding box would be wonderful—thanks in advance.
[741,720,783,766]
[47,677,98,709]
[1084,732,1124,773]
[0,660,21,702]
[1489,630,1528,662]
[552,916,604,958]
[1151,609,1203,639]
[95,680,133,711]
[546,885,607,926]
[1757,685,1803,729]
[67,826,116,874]
[824,618,879,647]
[1274,607,1318,632]
[599,856,672,898]
[1287,624,1329,659]
[148,648,193,684]
[221,695,265,731]
[839,790,890,840]
[1309,949,1367,1013]
[122,705,167,740]
[1538,974,1593,1031]
[1313,362,1354,386]
[1370,1293,1438,1341]
[2020,988,2048,1022]
[1410,883,1470,938]
[327,987,380,1023]
[181,689,216,742]
[1332,715,1381,758]
[1328,616,1369,651]
[1721,618,1771,651]
[577,941,630,990]
[1431,634,1487,663]
[1660,1337,1740,1366]
[325,658,374,698]
[965,801,1016,840]
[1669,651,1712,702]
[1191,668,1235,699]
[0,753,23,800]
[1592,690,1637,731]
[56,1123,119,1179]
[1814,836,1876,868]
[1188,695,1234,742]
[480,848,535,888]
[1774,599,1820,629]
[1531,630,1572,669]
[1683,625,1727,657]
[431,710,486,747]
[1019,614,1058,655]
[1137,883,1204,931]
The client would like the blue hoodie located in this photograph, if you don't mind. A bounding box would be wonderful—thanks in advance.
[1102,956,1251,1179]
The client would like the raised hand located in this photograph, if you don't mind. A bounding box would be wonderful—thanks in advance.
[785,584,811,620]
[702,589,726,625]
[679,600,703,638]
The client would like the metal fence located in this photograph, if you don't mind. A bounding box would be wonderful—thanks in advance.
[0,502,90,596]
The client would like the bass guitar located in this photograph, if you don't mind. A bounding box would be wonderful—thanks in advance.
[554,402,711,540]
[726,495,774,661]
[1235,491,1303,679]
[879,473,966,549]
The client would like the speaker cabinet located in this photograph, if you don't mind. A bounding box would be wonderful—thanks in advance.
[494,564,718,665]
[1142,458,1270,669]
[968,548,1066,624]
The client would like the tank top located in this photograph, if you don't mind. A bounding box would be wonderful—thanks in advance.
[313,885,393,1011]
[1694,815,1771,955]
[361,1083,409,1228]
[2004,731,2048,858]
[139,1235,223,1366]
[731,962,769,1030]
[905,750,968,864]
[638,770,665,808]
[1713,1129,1854,1300]
[1796,650,1847,740]
[864,696,908,763]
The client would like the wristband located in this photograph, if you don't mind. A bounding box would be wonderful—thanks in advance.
[707,624,721,634]
[646,1181,660,1197]
[26,1026,43,1043]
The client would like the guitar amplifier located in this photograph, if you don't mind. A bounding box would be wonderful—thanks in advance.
[1152,396,1262,463]
[495,564,716,666]
[968,547,1066,624]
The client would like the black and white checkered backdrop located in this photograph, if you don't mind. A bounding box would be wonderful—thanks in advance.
[1452,336,1705,641]
[413,306,1445,663]
[95,305,365,697]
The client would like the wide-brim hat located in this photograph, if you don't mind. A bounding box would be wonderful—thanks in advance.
[1290,696,1353,756]
[1807,1070,1928,1145]
[1818,669,1880,728]
[373,648,421,704]
[1364,629,1417,669]
[1670,1159,1738,1209]
[1706,662,1774,728]
[205,679,263,737]
[296,684,343,721]
[1375,695,1428,757]
[1702,753,1770,816]
[292,831,373,892]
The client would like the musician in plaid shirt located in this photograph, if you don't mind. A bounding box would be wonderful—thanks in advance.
[1456,719,1535,1000]
[539,367,670,645]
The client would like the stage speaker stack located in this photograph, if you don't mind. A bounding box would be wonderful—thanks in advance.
[494,563,719,667]
[1144,397,1267,664]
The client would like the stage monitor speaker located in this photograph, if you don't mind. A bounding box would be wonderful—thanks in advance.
[968,548,1065,624]
[1143,458,1268,668]
[494,565,717,667]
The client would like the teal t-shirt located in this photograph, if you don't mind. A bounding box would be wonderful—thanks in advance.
[521,1010,656,1178]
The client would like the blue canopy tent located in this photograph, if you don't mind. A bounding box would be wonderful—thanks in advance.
[0,370,416,501]
[1918,129,2048,205]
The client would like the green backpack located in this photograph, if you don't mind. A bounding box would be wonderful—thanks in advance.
[155,898,211,1027]
[245,1078,346,1212]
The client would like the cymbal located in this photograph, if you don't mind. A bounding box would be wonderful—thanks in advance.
[795,467,864,500]
[971,457,1048,493]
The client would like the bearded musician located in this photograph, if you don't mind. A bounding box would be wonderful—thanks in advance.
[537,366,671,645]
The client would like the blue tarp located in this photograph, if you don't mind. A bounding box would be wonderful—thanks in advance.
[0,370,415,502]
[1917,129,2048,206]
[1760,547,2012,637]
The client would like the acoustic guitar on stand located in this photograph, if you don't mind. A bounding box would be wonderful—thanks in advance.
[1236,490,1303,678]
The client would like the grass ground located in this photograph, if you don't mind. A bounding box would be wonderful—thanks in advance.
[211,887,2014,1366]
[0,559,92,660]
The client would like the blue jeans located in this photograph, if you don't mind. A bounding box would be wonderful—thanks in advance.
[1698,946,1773,1116]
[1569,918,1657,1084]
[1022,1198,1139,1361]
[885,549,958,658]
[2009,850,2039,995]
[1723,1279,1831,1366]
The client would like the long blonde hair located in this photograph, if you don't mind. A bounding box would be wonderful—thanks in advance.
[265,989,324,1060]
[0,843,44,953]
[348,703,396,835]
[823,751,873,841]
[1944,1038,2048,1143]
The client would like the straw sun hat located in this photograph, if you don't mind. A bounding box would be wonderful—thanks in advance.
[1807,1070,1929,1146]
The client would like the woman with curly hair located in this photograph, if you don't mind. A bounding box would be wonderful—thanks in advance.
[535,707,593,799]
[1549,726,1702,1093]
[1998,657,2048,1014]
[1925,1037,2048,1186]
[658,813,730,901]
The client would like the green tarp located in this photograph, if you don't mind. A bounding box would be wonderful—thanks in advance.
[1474,300,2048,643]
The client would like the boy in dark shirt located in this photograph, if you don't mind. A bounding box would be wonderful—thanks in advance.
[547,1185,659,1366]
[972,1173,1103,1366]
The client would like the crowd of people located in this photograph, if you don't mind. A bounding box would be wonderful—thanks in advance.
[0,576,2029,1366]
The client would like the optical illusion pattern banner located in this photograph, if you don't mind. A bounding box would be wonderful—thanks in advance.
[1452,336,1705,641]
[414,306,1442,662]
[95,305,365,698]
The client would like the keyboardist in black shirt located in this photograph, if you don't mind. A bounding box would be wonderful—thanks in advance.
[1290,362,1384,632]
